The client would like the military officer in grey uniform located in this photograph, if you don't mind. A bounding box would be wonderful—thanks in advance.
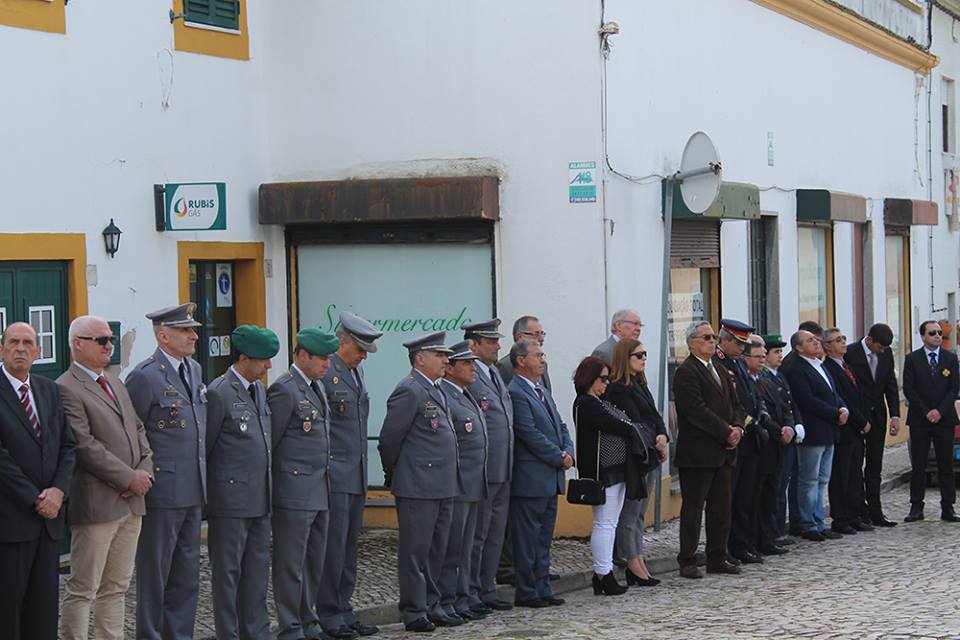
[463,320,515,613]
[205,325,278,640]
[126,303,207,640]
[267,328,338,640]
[438,340,489,623]
[317,312,383,640]
[378,332,463,633]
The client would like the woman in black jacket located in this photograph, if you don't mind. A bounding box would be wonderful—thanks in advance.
[604,338,668,587]
[572,356,633,596]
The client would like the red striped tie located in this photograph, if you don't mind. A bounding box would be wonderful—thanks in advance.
[97,375,119,408]
[18,384,40,437]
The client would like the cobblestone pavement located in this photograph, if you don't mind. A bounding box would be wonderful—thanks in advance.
[377,482,960,639]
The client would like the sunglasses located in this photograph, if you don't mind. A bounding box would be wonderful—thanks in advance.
[631,351,648,359]
[77,335,116,346]
[598,375,610,383]
[697,334,717,341]
[927,330,943,336]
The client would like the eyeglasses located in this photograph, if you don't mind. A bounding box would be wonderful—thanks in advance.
[77,335,116,346]
[597,375,610,383]
[927,330,943,336]
[522,352,546,360]
[826,336,847,343]
[521,331,547,338]
[621,320,643,327]
[631,351,648,359]
[696,334,717,341]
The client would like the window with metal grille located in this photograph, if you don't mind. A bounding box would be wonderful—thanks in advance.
[184,0,240,31]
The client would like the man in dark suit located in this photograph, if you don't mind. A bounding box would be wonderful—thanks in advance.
[844,323,901,527]
[673,321,744,579]
[507,339,574,607]
[821,328,872,535]
[780,321,823,376]
[0,321,77,639]
[784,330,848,541]
[901,320,960,522]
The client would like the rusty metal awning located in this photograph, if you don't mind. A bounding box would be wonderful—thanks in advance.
[662,180,760,220]
[884,198,939,226]
[258,177,499,225]
[796,189,867,223]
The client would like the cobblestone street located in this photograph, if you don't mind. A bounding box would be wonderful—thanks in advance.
[378,482,960,640]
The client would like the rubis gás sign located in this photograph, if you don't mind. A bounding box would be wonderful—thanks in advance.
[158,182,227,231]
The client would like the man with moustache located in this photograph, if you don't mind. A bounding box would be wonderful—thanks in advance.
[126,303,207,640]
[318,312,383,639]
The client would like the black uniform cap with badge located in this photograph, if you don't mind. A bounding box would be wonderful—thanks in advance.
[462,319,504,340]
[720,318,754,345]
[762,334,787,350]
[339,311,384,353]
[231,325,280,360]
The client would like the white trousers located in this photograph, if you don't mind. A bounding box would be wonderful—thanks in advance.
[590,482,626,575]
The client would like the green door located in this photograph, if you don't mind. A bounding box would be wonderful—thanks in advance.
[0,261,70,380]
[189,261,237,384]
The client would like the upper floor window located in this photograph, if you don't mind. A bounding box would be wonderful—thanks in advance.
[184,0,240,32]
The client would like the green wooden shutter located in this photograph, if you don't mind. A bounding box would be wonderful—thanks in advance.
[184,0,239,30]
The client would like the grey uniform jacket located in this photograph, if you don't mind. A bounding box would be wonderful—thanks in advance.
[267,367,331,512]
[320,354,369,495]
[378,370,463,500]
[205,369,271,518]
[590,336,617,367]
[467,362,513,484]
[441,379,488,503]
[125,348,207,509]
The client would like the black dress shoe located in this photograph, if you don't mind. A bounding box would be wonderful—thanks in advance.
[404,618,436,633]
[774,535,798,546]
[548,573,560,581]
[904,510,925,523]
[471,603,493,614]
[872,515,898,527]
[625,567,660,586]
[457,609,485,621]
[832,523,857,535]
[942,509,960,522]
[542,596,565,606]
[821,530,843,540]
[851,520,875,532]
[724,553,742,566]
[328,625,359,639]
[483,599,513,611]
[732,551,763,564]
[350,622,379,636]
[515,598,549,608]
[801,530,826,541]
[758,544,789,556]
[427,614,464,627]
[679,564,703,579]
[705,561,742,575]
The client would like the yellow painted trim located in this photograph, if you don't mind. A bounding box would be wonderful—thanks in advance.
[0,0,65,34]
[176,241,265,328]
[0,233,87,319]
[894,0,924,16]
[751,0,939,74]
[172,0,249,61]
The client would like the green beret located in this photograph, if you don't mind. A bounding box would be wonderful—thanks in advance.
[296,327,339,356]
[232,325,280,360]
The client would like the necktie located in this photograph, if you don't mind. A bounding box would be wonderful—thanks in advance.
[929,351,938,375]
[18,384,41,437]
[489,365,502,393]
[435,382,448,410]
[178,363,192,401]
[706,362,721,385]
[867,352,878,380]
[352,369,362,390]
[535,384,549,409]
[248,383,259,412]
[97,375,119,408]
[841,362,858,387]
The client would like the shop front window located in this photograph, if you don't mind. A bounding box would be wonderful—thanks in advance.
[797,226,834,327]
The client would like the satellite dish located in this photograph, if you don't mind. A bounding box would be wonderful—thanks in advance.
[678,131,721,214]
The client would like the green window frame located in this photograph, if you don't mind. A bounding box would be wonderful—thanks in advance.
[184,0,240,31]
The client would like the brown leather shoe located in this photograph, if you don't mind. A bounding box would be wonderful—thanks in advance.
[679,565,703,579]
[706,561,742,575]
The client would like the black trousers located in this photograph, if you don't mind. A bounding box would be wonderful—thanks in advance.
[862,412,888,519]
[0,533,60,640]
[755,443,782,549]
[909,422,957,509]
[728,453,759,556]
[677,465,732,567]
[829,436,865,527]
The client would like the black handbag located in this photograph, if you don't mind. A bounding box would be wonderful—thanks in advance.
[567,406,606,506]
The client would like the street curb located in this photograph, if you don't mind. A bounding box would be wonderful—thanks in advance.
[353,464,915,627]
